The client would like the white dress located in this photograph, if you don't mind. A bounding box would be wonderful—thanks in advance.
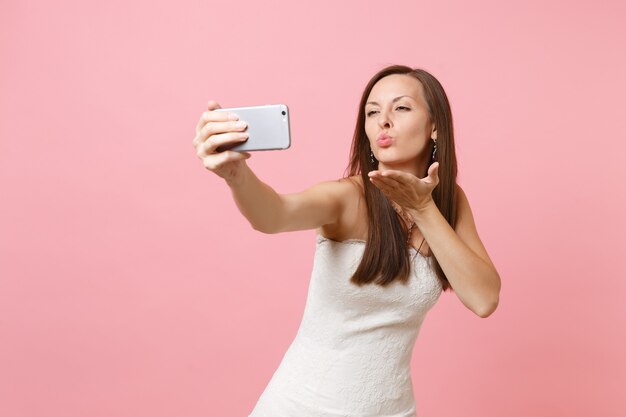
[248,233,443,417]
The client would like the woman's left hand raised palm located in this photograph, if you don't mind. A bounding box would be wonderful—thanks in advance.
[367,162,440,212]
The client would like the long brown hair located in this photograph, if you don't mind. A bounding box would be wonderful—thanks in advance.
[344,65,457,292]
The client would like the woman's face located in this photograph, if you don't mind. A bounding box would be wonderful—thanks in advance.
[364,74,436,175]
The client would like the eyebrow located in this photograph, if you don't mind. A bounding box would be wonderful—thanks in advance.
[366,95,414,106]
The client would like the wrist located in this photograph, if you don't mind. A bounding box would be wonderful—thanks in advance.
[407,198,436,223]
[225,162,251,188]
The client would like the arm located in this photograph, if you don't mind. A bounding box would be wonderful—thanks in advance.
[194,101,347,234]
[227,163,348,234]
[407,184,501,318]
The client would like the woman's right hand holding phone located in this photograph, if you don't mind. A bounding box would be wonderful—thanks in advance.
[193,100,251,185]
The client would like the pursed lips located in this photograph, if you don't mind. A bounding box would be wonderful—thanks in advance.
[377,133,393,147]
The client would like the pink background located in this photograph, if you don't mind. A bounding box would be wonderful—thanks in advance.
[1,0,625,416]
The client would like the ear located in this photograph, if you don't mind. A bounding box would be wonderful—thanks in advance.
[431,126,437,140]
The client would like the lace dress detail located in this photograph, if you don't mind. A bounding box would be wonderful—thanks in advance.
[247,234,443,417]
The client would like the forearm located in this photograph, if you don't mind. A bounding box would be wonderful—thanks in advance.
[226,164,284,233]
[407,201,500,317]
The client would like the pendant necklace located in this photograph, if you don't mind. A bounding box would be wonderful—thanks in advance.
[390,201,427,256]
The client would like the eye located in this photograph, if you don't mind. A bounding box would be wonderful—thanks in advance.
[366,106,410,117]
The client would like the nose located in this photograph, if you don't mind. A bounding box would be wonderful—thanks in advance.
[377,109,392,129]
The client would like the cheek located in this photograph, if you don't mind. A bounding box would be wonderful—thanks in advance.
[407,119,426,134]
[403,122,430,151]
[404,124,430,143]
[364,122,376,141]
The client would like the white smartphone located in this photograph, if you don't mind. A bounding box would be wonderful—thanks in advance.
[213,104,291,152]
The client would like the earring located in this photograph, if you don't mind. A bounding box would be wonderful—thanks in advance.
[431,139,437,161]
[370,149,377,165]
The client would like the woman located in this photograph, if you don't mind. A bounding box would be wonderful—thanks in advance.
[193,65,501,416]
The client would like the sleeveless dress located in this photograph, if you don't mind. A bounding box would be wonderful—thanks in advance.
[247,233,443,417]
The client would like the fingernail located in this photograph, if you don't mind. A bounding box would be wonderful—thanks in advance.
[228,113,239,121]
[236,121,247,128]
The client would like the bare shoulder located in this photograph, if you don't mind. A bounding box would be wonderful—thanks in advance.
[310,174,362,200]
[317,175,367,240]
[275,175,363,234]
[333,175,363,208]
[338,174,363,193]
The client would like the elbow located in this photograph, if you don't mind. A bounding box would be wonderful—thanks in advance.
[476,303,496,318]
[476,272,501,318]
[476,295,499,318]
[250,219,282,234]
[251,223,278,234]
[249,209,285,234]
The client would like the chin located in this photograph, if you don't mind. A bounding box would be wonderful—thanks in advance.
[378,155,423,169]
[379,154,417,164]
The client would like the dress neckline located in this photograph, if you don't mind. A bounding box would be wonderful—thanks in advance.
[316,233,427,258]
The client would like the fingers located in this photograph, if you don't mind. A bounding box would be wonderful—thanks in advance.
[374,169,410,181]
[425,162,440,184]
[194,109,240,138]
[368,174,398,200]
[193,113,248,149]
[199,119,247,140]
[369,174,401,190]
[207,100,221,110]
[196,130,249,157]
[368,165,440,211]
[194,98,240,135]
[191,101,253,181]
[368,170,407,189]
[429,162,440,176]
[195,100,223,132]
